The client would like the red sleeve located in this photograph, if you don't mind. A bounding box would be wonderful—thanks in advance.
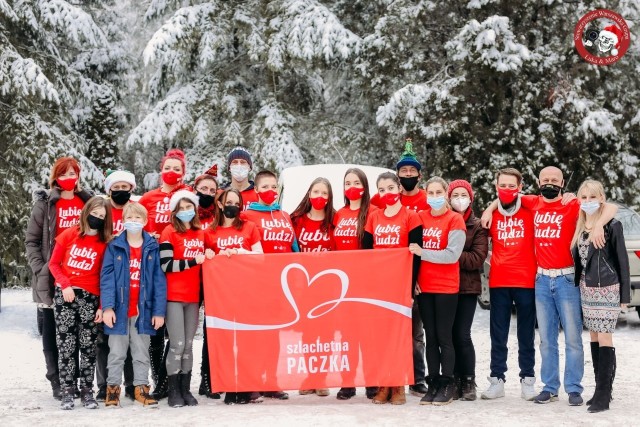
[248,222,261,246]
[407,210,422,230]
[159,225,172,243]
[49,236,72,289]
[451,212,467,231]
[204,229,214,249]
[520,195,539,210]
[370,193,384,209]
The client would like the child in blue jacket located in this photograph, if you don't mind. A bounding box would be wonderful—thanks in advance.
[100,202,167,407]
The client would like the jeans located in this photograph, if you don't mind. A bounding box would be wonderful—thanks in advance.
[412,300,426,385]
[535,273,584,394]
[453,294,478,377]
[489,287,536,381]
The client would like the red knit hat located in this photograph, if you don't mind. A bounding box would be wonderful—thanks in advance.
[448,179,474,201]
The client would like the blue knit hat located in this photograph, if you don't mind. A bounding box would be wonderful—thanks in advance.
[395,139,422,171]
[227,147,253,169]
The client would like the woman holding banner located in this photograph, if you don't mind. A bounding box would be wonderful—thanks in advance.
[364,172,422,405]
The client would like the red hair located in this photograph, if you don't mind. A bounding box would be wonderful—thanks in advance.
[161,148,186,173]
[49,157,80,189]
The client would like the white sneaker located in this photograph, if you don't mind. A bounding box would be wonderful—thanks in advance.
[520,377,537,401]
[481,377,505,399]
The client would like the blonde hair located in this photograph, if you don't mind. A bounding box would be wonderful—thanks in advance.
[571,179,606,248]
[425,176,451,210]
[123,202,148,221]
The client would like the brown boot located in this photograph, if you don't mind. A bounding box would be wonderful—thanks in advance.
[134,385,158,407]
[372,387,391,404]
[104,385,121,408]
[390,386,407,405]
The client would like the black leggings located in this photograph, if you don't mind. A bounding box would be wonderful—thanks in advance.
[453,294,477,377]
[418,293,458,378]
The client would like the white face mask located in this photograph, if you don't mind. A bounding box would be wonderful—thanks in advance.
[230,164,250,181]
[451,197,471,212]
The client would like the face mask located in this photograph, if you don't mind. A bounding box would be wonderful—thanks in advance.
[580,201,601,215]
[87,215,105,231]
[427,196,446,210]
[223,205,240,219]
[399,176,419,192]
[123,221,144,234]
[380,192,401,206]
[258,189,278,205]
[345,187,364,201]
[162,171,182,185]
[498,188,519,205]
[540,184,562,200]
[310,196,328,210]
[176,210,196,223]
[57,177,78,192]
[230,164,250,181]
[197,192,215,209]
[451,197,471,212]
[110,190,131,206]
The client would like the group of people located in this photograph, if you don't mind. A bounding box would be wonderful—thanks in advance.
[25,142,630,413]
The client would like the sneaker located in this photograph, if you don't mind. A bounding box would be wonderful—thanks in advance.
[336,387,356,400]
[568,392,583,406]
[534,391,559,404]
[60,387,75,410]
[316,388,330,397]
[263,391,289,400]
[409,383,428,397]
[481,377,505,400]
[134,385,158,407]
[80,387,98,409]
[520,377,537,401]
[96,385,107,402]
[104,385,121,408]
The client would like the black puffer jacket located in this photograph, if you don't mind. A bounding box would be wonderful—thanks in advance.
[571,219,630,304]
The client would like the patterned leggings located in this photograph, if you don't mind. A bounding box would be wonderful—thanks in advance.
[53,287,99,389]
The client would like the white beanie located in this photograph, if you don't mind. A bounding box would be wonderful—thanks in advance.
[104,170,136,193]
[169,190,199,212]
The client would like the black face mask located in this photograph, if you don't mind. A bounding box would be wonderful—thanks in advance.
[87,215,105,231]
[197,192,215,209]
[110,190,131,206]
[540,184,562,200]
[223,205,240,219]
[399,176,419,192]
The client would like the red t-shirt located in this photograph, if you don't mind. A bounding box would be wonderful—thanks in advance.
[160,225,205,303]
[204,221,261,253]
[333,206,377,250]
[521,195,579,269]
[139,187,191,236]
[243,209,296,253]
[50,227,106,295]
[293,215,335,252]
[240,188,259,211]
[200,217,214,231]
[371,189,428,212]
[488,207,537,288]
[128,245,142,317]
[364,207,421,249]
[112,205,124,236]
[417,210,466,294]
[55,196,84,236]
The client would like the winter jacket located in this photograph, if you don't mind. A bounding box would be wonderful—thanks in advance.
[100,231,167,335]
[458,211,489,295]
[25,188,93,306]
[571,219,631,304]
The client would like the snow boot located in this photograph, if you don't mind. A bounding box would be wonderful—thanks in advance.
[180,371,198,406]
[433,376,455,406]
[452,375,462,400]
[104,385,121,408]
[588,347,615,413]
[419,376,439,405]
[389,386,406,405]
[372,387,390,404]
[80,387,98,409]
[134,385,158,407]
[167,374,185,408]
[60,386,75,410]
[460,376,477,401]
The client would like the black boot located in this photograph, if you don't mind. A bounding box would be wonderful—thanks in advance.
[44,351,61,400]
[433,376,455,406]
[198,372,221,399]
[336,387,356,400]
[419,376,439,405]
[365,387,378,399]
[460,376,477,401]
[452,375,462,400]
[151,341,170,399]
[586,342,599,405]
[180,371,198,406]
[588,346,615,413]
[167,374,185,408]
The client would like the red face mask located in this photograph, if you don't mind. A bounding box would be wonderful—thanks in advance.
[57,177,78,192]
[380,192,401,206]
[258,189,278,205]
[162,171,182,185]
[498,188,519,205]
[345,187,364,201]
[310,196,328,210]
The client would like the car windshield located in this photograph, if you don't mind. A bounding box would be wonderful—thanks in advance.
[615,204,640,239]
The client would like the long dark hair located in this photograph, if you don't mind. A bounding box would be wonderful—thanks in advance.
[212,189,244,231]
[78,196,113,243]
[343,168,371,246]
[290,177,335,233]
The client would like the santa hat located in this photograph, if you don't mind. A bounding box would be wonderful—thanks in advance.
[104,170,136,193]
[448,179,474,202]
[600,24,623,56]
[169,190,199,212]
[227,147,253,169]
[395,139,422,171]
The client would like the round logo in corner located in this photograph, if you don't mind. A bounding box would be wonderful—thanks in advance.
[574,9,631,65]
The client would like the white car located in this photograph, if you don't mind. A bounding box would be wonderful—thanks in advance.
[278,164,394,214]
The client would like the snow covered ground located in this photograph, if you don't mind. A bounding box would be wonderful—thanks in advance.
[1,288,638,426]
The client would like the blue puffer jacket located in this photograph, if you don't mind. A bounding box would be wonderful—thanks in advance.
[100,231,167,335]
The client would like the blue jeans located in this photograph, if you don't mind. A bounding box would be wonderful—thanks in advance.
[489,288,536,381]
[535,273,584,394]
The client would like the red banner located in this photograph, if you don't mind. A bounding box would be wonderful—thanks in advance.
[202,248,414,392]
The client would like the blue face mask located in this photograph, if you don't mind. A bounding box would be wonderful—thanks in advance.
[176,210,196,223]
[123,221,144,234]
[580,201,600,215]
[427,196,446,210]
